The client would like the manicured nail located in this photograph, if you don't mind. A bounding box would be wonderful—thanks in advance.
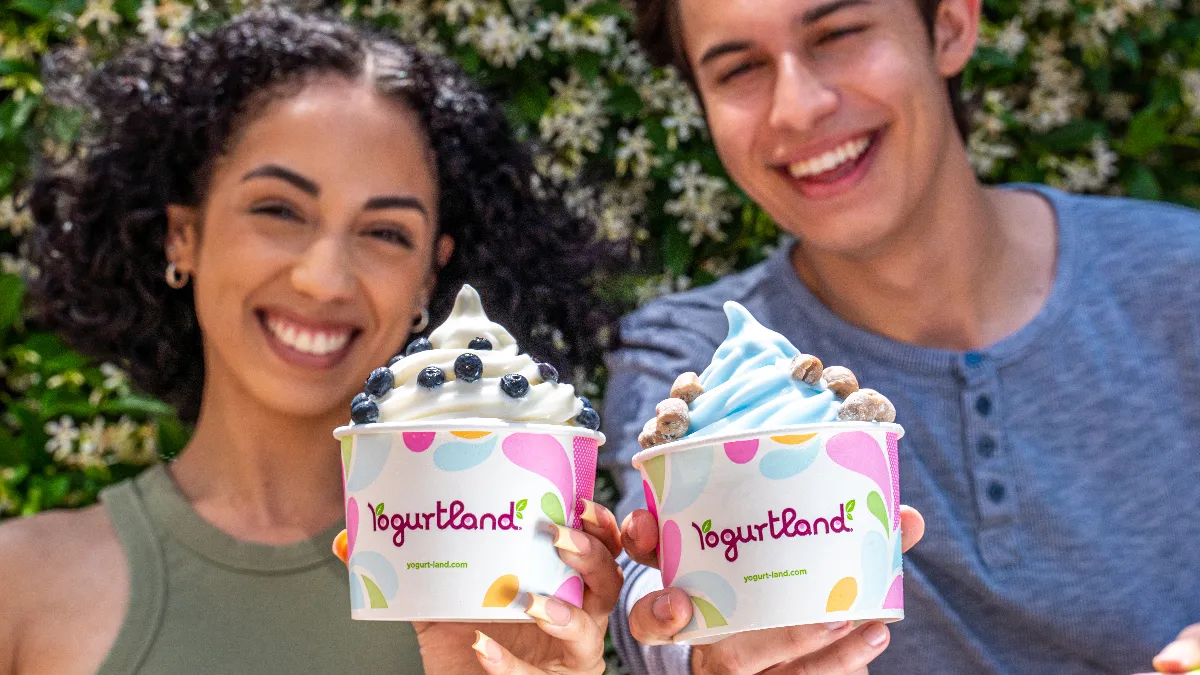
[551,524,588,554]
[579,499,602,527]
[824,621,849,631]
[331,529,349,565]
[525,593,571,626]
[472,631,501,663]
[652,593,675,622]
[1154,640,1200,670]
[864,623,889,647]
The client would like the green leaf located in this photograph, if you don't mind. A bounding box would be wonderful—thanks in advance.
[11,0,55,19]
[1037,121,1106,153]
[362,575,389,609]
[1125,164,1162,201]
[701,519,711,533]
[1119,109,1169,159]
[846,499,856,513]
[375,502,385,516]
[99,395,175,417]
[515,511,524,520]
[516,498,528,512]
[867,491,889,533]
[662,226,693,277]
[541,492,566,526]
[0,274,25,330]
[847,513,854,520]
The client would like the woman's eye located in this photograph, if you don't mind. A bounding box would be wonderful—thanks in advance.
[816,25,867,46]
[366,227,414,249]
[250,203,303,222]
[719,62,761,84]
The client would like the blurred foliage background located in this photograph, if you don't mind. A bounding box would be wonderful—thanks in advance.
[1,0,1199,519]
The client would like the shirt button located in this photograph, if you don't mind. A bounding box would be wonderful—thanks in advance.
[978,436,997,458]
[987,481,1006,504]
[975,394,993,417]
[965,352,983,366]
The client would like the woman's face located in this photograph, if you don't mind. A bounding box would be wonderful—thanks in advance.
[168,77,452,422]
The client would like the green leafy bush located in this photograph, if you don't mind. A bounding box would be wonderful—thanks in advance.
[2,0,1198,518]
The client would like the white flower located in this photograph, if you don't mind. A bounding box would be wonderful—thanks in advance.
[458,13,541,67]
[0,194,33,236]
[1181,70,1200,118]
[77,0,121,35]
[615,126,658,178]
[642,69,706,148]
[1046,136,1119,193]
[100,363,129,392]
[634,273,693,305]
[1021,36,1087,132]
[136,0,159,36]
[440,0,478,24]
[44,417,80,458]
[993,18,1028,57]
[665,161,740,244]
[78,418,106,461]
[1102,92,1137,121]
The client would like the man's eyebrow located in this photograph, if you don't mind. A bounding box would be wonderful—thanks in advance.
[698,41,753,68]
[798,0,871,25]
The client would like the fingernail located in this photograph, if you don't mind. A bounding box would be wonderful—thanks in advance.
[551,524,588,554]
[579,499,602,527]
[1154,640,1200,669]
[525,593,571,626]
[824,621,849,631]
[864,623,889,647]
[472,631,501,663]
[652,593,675,622]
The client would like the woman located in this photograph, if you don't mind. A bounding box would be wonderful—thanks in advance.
[0,10,625,675]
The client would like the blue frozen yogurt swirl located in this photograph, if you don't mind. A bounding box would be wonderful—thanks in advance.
[685,302,840,439]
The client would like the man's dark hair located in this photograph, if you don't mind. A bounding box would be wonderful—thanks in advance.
[633,0,971,142]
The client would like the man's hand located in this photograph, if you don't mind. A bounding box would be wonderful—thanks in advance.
[621,504,926,674]
[1136,624,1200,674]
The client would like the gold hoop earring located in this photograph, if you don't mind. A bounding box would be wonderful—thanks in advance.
[412,307,430,333]
[165,263,190,289]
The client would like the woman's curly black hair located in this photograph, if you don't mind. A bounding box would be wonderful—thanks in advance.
[29,9,622,423]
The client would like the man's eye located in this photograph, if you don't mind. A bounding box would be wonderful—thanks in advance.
[816,25,867,46]
[719,62,761,84]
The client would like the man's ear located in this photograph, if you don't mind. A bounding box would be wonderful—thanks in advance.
[933,0,982,78]
[165,205,200,273]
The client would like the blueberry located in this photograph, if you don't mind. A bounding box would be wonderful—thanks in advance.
[417,366,446,388]
[388,354,404,367]
[500,373,530,398]
[468,337,493,351]
[537,363,559,384]
[454,353,484,382]
[364,367,394,398]
[405,337,433,356]
[352,392,369,409]
[351,399,379,424]
[575,406,601,431]
[577,395,593,410]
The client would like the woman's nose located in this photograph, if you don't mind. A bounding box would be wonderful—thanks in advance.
[291,234,356,303]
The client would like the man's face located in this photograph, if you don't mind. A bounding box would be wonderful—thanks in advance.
[678,0,976,255]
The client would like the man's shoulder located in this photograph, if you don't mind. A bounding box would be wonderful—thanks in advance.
[619,255,780,345]
[1047,187,1200,264]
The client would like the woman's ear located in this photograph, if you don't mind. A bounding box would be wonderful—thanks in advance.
[933,0,982,78]
[165,205,200,273]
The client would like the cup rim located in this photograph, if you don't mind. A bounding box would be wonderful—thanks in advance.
[333,419,606,445]
[631,421,903,470]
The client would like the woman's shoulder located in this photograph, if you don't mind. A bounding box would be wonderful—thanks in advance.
[0,505,129,675]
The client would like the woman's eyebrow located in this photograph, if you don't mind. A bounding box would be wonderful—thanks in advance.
[363,195,428,217]
[241,164,320,196]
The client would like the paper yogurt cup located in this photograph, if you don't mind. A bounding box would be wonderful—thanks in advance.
[334,420,603,622]
[632,422,904,645]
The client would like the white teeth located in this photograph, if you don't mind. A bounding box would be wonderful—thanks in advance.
[265,314,353,356]
[788,135,872,179]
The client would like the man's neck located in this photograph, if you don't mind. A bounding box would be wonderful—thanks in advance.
[168,366,347,545]
[792,156,1058,352]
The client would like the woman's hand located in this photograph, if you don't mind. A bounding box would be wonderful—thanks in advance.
[411,499,624,675]
[621,505,926,674]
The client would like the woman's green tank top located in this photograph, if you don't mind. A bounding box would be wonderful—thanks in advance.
[96,464,423,674]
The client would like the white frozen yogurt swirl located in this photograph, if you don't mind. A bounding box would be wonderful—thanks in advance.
[374,285,584,425]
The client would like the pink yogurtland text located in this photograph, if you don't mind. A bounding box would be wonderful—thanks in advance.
[369,500,520,548]
[692,503,854,562]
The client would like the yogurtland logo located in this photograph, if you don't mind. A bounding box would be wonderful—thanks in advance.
[369,498,527,548]
[692,501,857,562]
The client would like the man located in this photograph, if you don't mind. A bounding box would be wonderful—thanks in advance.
[604,0,1200,672]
